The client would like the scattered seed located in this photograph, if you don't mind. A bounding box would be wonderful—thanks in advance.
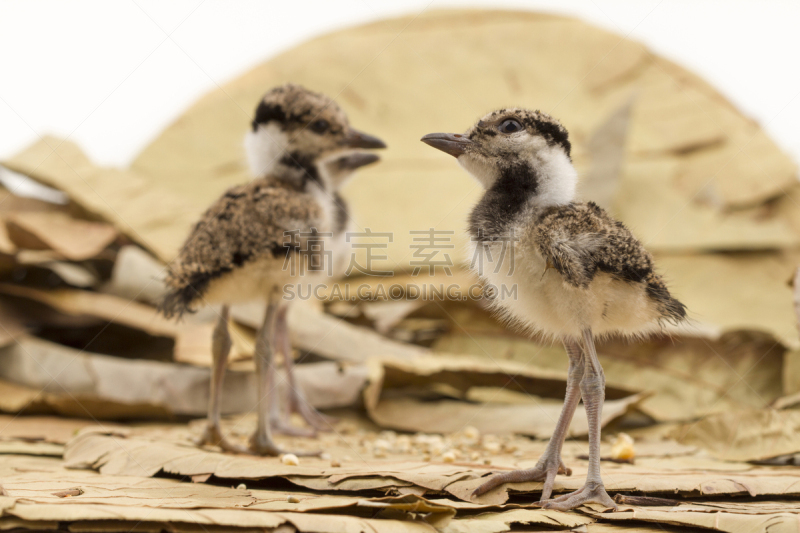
[463,426,480,440]
[611,433,636,461]
[483,442,501,454]
[281,453,300,466]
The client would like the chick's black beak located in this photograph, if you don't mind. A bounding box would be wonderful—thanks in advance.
[420,133,472,157]
[334,152,380,171]
[344,128,386,149]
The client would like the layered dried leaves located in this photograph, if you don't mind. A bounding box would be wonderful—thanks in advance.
[0,8,799,533]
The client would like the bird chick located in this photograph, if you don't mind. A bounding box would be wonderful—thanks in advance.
[162,83,385,456]
[267,151,380,438]
[421,109,685,510]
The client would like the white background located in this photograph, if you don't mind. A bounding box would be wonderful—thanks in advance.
[1,1,799,168]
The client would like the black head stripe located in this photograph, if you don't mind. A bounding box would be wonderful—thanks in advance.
[252,101,286,131]
[531,117,571,158]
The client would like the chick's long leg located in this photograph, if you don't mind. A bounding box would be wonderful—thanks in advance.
[472,339,584,499]
[268,305,315,437]
[250,296,319,456]
[273,305,337,433]
[542,329,617,511]
[195,305,249,453]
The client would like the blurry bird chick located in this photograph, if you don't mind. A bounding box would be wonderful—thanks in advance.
[421,109,685,510]
[161,83,385,456]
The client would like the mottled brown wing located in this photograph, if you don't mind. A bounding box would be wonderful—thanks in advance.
[161,179,324,317]
[533,202,686,323]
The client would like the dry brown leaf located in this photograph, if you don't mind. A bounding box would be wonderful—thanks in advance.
[657,252,800,348]
[2,468,255,508]
[362,300,426,335]
[233,300,427,364]
[581,93,635,212]
[580,500,800,533]
[4,211,116,261]
[0,283,249,366]
[0,378,46,414]
[105,245,167,306]
[3,452,454,530]
[672,408,800,462]
[458,461,800,506]
[0,441,63,457]
[1,138,199,260]
[0,415,94,444]
[442,508,592,533]
[366,394,646,439]
[2,502,437,533]
[366,353,636,402]
[0,336,364,418]
[40,261,99,288]
[434,329,786,423]
[0,224,15,255]
[0,302,27,348]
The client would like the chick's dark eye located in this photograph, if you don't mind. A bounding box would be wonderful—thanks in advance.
[498,119,522,134]
[310,119,329,134]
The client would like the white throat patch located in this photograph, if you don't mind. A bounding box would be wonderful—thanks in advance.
[535,147,577,207]
[245,123,288,178]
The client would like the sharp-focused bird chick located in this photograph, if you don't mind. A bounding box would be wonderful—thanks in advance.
[421,109,686,510]
[162,84,385,456]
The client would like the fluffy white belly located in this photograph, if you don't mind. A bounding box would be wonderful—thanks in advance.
[203,255,329,306]
[470,241,662,340]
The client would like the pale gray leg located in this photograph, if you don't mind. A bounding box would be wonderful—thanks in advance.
[472,339,584,498]
[195,306,248,453]
[273,305,337,433]
[250,296,319,456]
[269,305,315,437]
[542,328,617,510]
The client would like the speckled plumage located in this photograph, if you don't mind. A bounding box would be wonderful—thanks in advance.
[533,201,686,325]
[161,84,384,455]
[161,178,324,318]
[161,83,384,319]
[424,107,687,509]
[426,107,686,338]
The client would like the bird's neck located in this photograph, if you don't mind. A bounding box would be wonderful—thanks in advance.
[269,152,326,191]
[468,152,577,242]
[531,149,578,208]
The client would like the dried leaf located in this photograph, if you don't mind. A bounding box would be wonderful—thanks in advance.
[366,394,645,438]
[442,508,591,533]
[581,93,635,212]
[672,408,800,462]
[106,245,166,306]
[580,500,800,533]
[1,138,199,260]
[434,329,786,422]
[232,300,427,364]
[4,211,116,261]
[0,415,94,444]
[362,300,425,335]
[0,336,365,418]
